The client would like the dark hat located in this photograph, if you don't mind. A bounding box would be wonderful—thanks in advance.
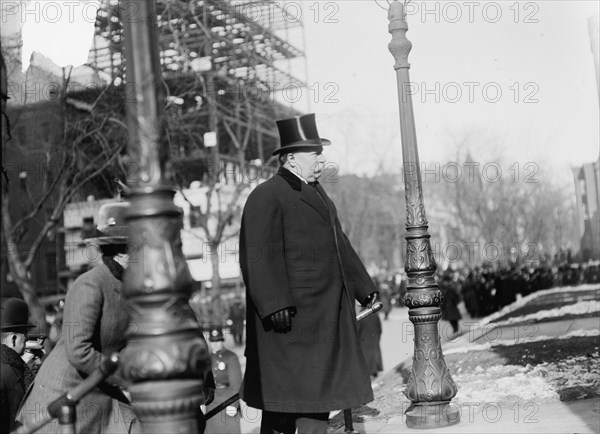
[1,298,36,332]
[84,201,130,245]
[209,326,225,342]
[272,113,331,156]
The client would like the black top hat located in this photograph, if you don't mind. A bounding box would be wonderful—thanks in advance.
[272,113,331,156]
[84,201,130,245]
[1,298,36,332]
[209,326,225,342]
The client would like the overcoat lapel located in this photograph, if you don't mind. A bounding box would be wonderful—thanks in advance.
[314,182,336,224]
[300,185,330,222]
[276,167,330,223]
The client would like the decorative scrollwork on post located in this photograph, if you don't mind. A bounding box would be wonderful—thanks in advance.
[388,0,460,429]
[120,1,211,432]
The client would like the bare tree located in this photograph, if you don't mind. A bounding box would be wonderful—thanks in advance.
[327,173,405,273]
[431,135,578,267]
[1,47,127,334]
[170,96,256,325]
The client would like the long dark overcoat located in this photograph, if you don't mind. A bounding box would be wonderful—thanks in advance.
[1,344,34,433]
[357,310,383,377]
[17,262,138,433]
[239,167,376,413]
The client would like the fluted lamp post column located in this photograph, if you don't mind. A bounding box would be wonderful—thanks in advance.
[120,0,212,432]
[387,1,460,429]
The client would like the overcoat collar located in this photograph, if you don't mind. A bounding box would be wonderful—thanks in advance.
[276,167,332,223]
[102,256,124,281]
[277,166,303,191]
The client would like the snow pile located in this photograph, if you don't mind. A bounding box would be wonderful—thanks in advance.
[445,328,600,355]
[453,364,560,404]
[538,355,600,390]
[480,284,600,326]
[440,285,600,406]
[493,300,600,326]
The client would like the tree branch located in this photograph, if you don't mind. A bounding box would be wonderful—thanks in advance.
[11,153,69,236]
[23,142,124,269]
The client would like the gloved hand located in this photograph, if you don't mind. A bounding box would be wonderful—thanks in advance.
[269,308,295,333]
[362,291,379,307]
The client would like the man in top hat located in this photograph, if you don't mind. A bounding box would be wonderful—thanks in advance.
[204,326,243,434]
[239,113,378,433]
[1,297,36,433]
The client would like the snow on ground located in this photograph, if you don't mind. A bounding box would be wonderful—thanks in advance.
[441,285,600,405]
[480,284,600,326]
[449,347,600,405]
[492,300,600,326]
[445,328,600,355]
[452,364,561,404]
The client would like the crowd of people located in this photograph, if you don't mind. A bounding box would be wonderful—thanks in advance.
[449,261,599,318]
[371,261,600,322]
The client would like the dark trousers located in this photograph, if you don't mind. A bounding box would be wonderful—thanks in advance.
[260,411,329,434]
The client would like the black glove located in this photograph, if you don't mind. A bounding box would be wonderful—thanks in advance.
[362,291,378,307]
[269,308,295,333]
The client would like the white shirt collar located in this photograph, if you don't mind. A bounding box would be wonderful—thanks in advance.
[285,167,308,184]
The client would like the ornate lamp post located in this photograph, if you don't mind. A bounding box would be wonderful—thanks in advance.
[387,1,460,428]
[119,0,212,432]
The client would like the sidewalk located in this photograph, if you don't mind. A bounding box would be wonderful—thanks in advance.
[340,398,600,433]
[332,284,600,433]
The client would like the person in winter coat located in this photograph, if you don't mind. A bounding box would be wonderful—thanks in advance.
[379,280,393,320]
[461,271,480,317]
[17,202,139,434]
[440,274,462,335]
[228,295,245,346]
[239,114,378,434]
[1,298,36,434]
[204,326,243,434]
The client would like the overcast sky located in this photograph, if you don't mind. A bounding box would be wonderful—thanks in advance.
[295,1,600,180]
[4,0,599,182]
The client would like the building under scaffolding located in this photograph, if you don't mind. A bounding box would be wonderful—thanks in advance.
[2,0,307,302]
[89,0,308,184]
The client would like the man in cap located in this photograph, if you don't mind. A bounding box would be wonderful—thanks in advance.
[17,201,140,434]
[1,297,36,432]
[204,326,242,434]
[239,113,378,433]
